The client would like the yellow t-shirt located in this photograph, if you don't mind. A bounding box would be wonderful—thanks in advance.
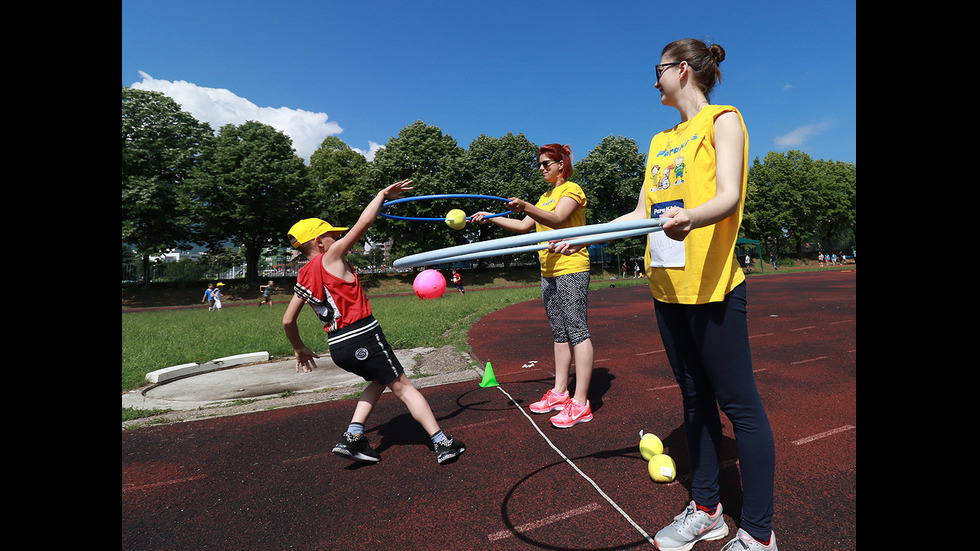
[535,181,590,277]
[643,105,749,304]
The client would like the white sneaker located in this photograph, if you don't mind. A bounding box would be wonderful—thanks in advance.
[720,528,777,550]
[654,500,729,551]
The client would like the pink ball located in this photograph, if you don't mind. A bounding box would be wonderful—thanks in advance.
[413,269,447,300]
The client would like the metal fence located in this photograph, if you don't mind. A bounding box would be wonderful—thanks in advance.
[121,263,262,284]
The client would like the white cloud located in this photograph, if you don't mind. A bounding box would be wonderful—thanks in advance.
[131,71,346,163]
[352,141,384,162]
[774,119,834,148]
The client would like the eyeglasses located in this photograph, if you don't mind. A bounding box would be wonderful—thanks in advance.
[655,62,682,82]
[538,159,561,169]
[655,60,699,82]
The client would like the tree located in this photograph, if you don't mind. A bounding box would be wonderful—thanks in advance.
[122,87,213,284]
[197,246,244,278]
[572,135,648,263]
[187,120,309,284]
[745,154,794,257]
[745,150,856,259]
[307,136,370,225]
[455,132,540,266]
[812,160,856,250]
[367,121,466,262]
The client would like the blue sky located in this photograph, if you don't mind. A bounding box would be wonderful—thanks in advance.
[122,1,856,166]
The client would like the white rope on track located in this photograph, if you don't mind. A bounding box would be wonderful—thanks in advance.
[492,382,657,547]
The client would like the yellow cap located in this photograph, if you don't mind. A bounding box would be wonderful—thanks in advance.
[287,218,349,248]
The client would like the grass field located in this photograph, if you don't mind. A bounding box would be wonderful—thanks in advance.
[123,261,847,395]
[121,267,650,393]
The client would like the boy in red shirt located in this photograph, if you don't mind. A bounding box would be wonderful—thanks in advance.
[282,179,465,465]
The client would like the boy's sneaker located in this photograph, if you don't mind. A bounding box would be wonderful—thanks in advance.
[332,432,380,463]
[654,500,729,551]
[529,389,570,413]
[434,435,465,464]
[550,398,593,428]
[720,529,778,551]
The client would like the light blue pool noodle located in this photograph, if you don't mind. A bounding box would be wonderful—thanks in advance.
[392,218,666,268]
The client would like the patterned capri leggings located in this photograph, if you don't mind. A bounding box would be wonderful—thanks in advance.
[541,271,591,346]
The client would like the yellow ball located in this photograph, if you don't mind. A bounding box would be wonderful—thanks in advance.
[639,433,664,460]
[445,209,466,230]
[648,454,676,483]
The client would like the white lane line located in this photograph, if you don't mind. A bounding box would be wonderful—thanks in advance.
[459,417,508,430]
[488,502,602,541]
[122,474,207,493]
[790,356,828,365]
[492,384,656,547]
[792,425,855,445]
[282,453,332,464]
[646,369,766,392]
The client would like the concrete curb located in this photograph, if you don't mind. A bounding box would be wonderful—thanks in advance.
[124,347,481,414]
[145,352,270,384]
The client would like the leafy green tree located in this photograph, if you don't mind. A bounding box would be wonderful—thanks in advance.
[187,120,309,283]
[454,132,541,265]
[121,88,856,281]
[572,135,646,223]
[367,121,466,262]
[121,87,213,283]
[461,132,540,200]
[572,135,648,262]
[161,257,208,283]
[812,160,856,250]
[198,246,245,278]
[746,150,823,259]
[307,136,370,226]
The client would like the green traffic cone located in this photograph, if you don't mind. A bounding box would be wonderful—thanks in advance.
[479,361,498,387]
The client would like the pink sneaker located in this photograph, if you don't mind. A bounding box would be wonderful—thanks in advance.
[529,389,570,413]
[550,398,593,428]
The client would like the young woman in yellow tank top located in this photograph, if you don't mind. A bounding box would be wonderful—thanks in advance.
[552,39,778,551]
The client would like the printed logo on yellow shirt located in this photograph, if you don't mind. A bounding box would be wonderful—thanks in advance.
[649,154,687,191]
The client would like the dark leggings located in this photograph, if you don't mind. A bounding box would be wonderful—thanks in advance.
[653,282,775,540]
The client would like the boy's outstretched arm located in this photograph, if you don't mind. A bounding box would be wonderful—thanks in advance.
[282,293,320,373]
[333,179,413,255]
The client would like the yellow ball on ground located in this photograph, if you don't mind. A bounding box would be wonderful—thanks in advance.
[445,209,466,230]
[648,454,676,483]
[639,433,664,460]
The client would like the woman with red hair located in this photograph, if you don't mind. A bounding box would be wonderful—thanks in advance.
[471,143,595,428]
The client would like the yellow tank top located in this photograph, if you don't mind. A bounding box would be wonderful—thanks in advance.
[535,181,590,277]
[643,105,749,304]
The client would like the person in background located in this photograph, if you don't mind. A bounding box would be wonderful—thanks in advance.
[211,283,224,311]
[258,280,275,307]
[451,270,465,295]
[202,283,215,311]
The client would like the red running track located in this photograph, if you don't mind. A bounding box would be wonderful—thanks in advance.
[123,269,856,550]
